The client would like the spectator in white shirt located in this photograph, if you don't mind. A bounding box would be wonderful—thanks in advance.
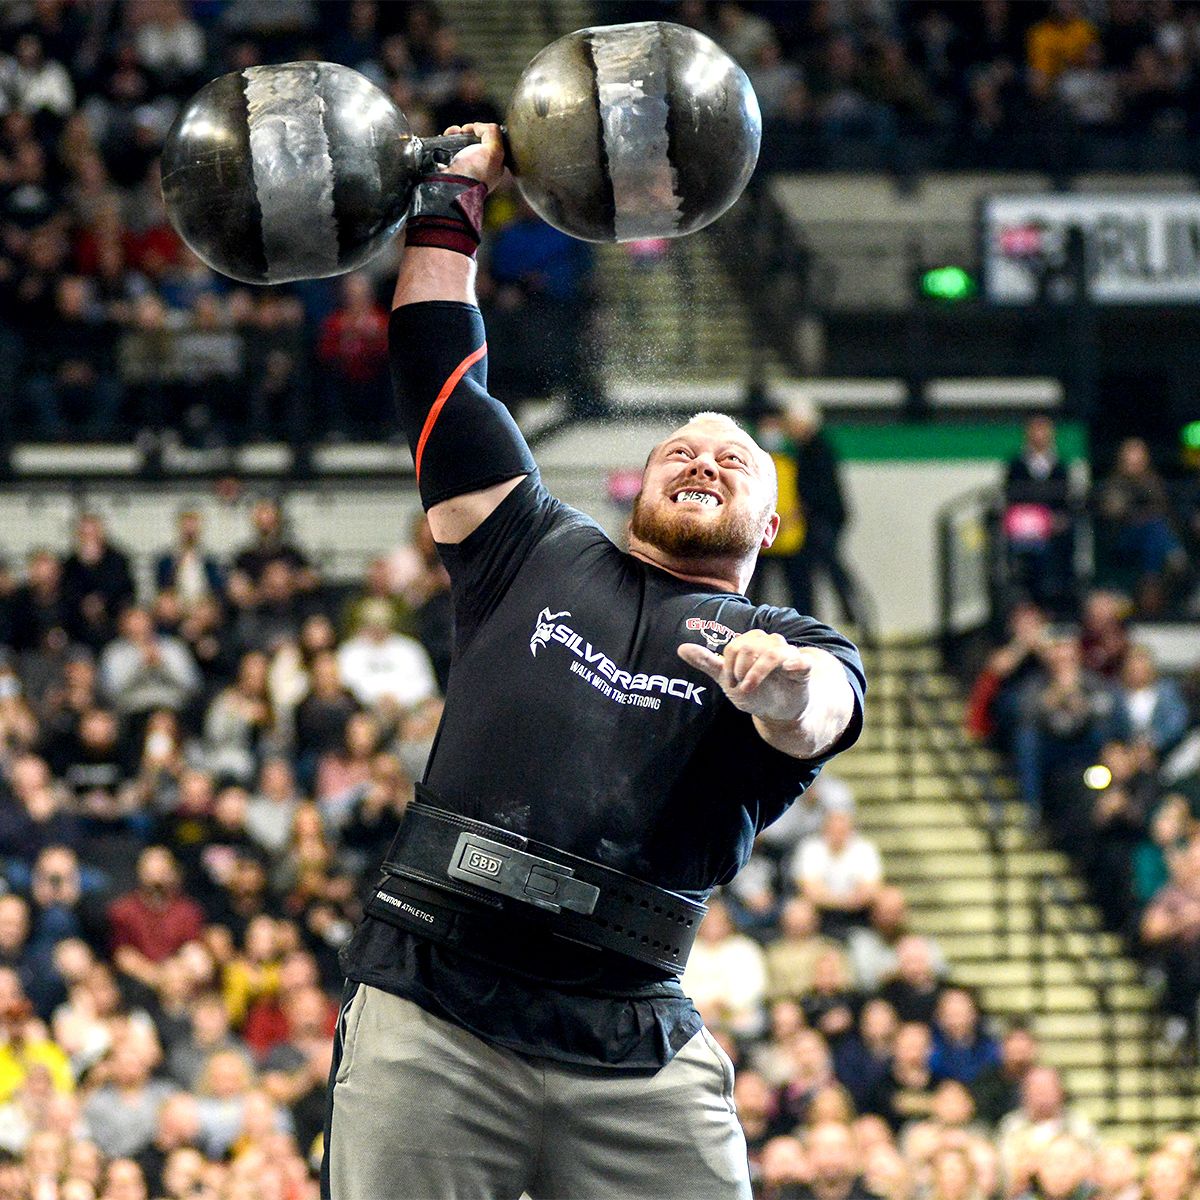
[1117,645,1189,755]
[793,808,883,939]
[336,599,437,714]
[131,0,208,92]
[10,34,74,120]
[681,897,767,1037]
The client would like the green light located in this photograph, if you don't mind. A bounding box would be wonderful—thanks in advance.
[1183,421,1200,450]
[920,266,977,302]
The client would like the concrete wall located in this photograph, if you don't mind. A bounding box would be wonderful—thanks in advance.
[839,460,1000,635]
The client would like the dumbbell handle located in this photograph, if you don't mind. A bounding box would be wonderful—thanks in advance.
[415,130,515,172]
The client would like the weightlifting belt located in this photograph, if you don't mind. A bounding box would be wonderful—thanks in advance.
[372,795,706,977]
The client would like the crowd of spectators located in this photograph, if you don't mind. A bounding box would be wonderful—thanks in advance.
[3,0,1200,447]
[999,417,1199,620]
[969,416,1200,1050]
[613,0,1200,173]
[683,760,1200,1200]
[0,485,1188,1200]
[0,494,453,1198]
[970,591,1200,1044]
[0,0,597,449]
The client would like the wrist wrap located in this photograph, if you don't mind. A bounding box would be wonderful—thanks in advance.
[404,173,488,257]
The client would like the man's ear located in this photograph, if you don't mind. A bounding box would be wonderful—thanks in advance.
[761,512,781,550]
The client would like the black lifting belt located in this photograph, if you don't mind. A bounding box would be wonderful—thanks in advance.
[372,794,707,977]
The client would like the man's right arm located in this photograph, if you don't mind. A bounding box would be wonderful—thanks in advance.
[390,123,533,545]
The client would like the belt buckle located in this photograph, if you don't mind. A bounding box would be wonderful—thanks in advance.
[448,833,599,916]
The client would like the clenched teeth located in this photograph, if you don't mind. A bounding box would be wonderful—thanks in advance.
[674,490,720,506]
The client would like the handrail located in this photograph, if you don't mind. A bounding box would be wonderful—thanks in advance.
[706,184,818,379]
[936,477,1198,653]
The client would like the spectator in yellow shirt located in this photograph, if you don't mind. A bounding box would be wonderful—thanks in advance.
[0,987,73,1105]
[221,916,283,1029]
[1027,0,1099,84]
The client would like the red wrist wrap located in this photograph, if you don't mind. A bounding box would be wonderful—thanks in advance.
[404,173,488,258]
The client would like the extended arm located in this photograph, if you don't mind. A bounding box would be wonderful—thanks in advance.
[391,123,533,545]
[677,631,857,760]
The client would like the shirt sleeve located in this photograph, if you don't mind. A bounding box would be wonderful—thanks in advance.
[436,474,610,652]
[754,605,867,762]
[389,302,536,509]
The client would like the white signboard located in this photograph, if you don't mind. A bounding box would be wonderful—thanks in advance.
[982,193,1200,304]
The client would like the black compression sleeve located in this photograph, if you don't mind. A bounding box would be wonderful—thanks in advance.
[389,301,537,509]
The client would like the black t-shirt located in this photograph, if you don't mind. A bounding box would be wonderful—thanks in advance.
[341,474,865,1069]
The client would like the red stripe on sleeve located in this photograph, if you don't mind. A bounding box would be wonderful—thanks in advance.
[413,341,488,484]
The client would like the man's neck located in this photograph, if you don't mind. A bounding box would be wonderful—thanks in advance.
[626,543,749,594]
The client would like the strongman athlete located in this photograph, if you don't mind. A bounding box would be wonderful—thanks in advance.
[323,125,865,1200]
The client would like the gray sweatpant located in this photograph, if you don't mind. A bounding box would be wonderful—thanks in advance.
[325,984,750,1200]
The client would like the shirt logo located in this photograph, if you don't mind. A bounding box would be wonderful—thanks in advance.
[528,606,706,709]
[685,617,737,653]
[531,607,571,656]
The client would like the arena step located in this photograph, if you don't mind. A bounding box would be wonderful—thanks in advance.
[844,645,1200,1144]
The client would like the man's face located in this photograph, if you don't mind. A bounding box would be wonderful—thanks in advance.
[936,989,976,1040]
[872,887,907,933]
[1027,417,1055,454]
[1095,1145,1137,1194]
[77,515,103,545]
[179,512,201,544]
[807,1123,858,1185]
[860,1000,897,1045]
[253,501,280,538]
[895,1023,931,1067]
[1003,1029,1037,1072]
[896,937,931,983]
[1045,639,1080,676]
[123,609,153,643]
[630,418,778,565]
[286,987,329,1038]
[1038,1139,1089,1200]
[260,560,293,602]
[1024,1067,1064,1119]
[34,850,78,903]
[824,811,852,849]
[80,709,117,751]
[0,898,28,952]
[138,849,178,895]
[28,552,59,590]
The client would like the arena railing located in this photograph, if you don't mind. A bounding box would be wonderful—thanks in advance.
[937,479,1199,661]
[0,473,425,595]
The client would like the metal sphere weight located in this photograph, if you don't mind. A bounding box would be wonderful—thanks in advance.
[160,23,763,284]
[507,21,762,243]
[161,62,418,285]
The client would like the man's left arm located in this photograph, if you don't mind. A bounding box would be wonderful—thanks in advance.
[677,629,860,761]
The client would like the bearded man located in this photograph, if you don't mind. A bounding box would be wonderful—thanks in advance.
[324,124,866,1200]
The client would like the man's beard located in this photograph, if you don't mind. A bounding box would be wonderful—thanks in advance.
[630,490,767,561]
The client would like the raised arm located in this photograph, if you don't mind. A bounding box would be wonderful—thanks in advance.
[391,123,533,544]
